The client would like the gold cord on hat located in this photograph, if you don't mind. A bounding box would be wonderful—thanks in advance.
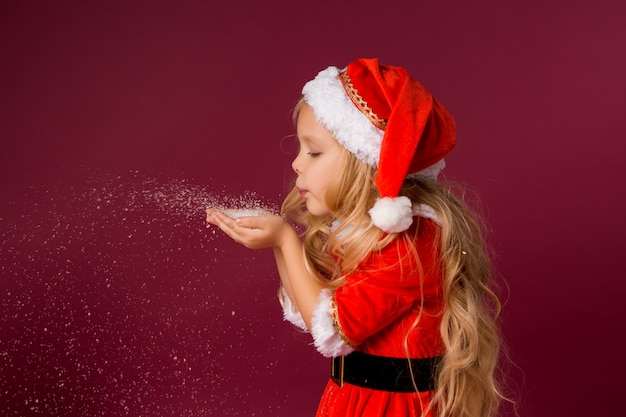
[339,71,388,131]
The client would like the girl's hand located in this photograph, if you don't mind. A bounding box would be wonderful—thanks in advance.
[205,208,296,249]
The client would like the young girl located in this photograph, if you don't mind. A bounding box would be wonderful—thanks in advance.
[206,58,504,417]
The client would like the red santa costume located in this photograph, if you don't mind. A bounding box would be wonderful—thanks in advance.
[281,58,457,416]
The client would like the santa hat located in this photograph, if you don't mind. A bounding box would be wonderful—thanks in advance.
[302,58,456,233]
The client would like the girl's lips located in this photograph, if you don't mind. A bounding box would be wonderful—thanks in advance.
[297,188,308,197]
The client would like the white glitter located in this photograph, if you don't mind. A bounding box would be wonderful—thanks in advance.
[0,170,285,416]
[222,208,273,219]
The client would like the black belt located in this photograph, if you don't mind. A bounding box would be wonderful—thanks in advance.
[331,351,440,392]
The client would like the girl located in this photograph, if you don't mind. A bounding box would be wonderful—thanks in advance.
[206,58,504,417]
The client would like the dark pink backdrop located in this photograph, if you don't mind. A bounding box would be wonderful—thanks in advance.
[1,1,625,416]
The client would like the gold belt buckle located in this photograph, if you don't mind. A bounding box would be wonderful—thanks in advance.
[330,356,344,387]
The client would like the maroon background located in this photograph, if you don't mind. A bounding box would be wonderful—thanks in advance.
[1,1,625,416]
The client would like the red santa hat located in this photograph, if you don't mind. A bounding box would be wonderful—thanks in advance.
[301,58,457,233]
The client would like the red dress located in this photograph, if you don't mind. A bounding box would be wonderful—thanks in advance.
[282,217,445,417]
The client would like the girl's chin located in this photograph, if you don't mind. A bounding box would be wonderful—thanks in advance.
[305,202,331,217]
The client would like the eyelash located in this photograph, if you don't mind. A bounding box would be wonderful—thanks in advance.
[307,152,321,158]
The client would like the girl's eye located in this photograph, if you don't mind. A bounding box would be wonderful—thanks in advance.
[307,152,321,158]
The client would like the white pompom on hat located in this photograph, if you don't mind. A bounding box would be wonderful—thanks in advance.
[301,58,457,233]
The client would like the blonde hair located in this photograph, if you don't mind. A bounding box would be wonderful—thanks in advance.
[283,100,505,417]
[406,180,505,417]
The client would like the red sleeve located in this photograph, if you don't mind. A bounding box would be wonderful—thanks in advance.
[332,220,442,348]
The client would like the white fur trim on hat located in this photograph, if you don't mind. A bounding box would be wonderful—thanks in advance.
[407,159,447,180]
[310,289,355,358]
[368,196,414,233]
[302,66,383,168]
[412,204,442,226]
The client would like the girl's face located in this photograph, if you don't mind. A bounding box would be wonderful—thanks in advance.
[292,103,344,217]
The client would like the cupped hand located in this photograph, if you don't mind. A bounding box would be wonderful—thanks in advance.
[206,208,296,249]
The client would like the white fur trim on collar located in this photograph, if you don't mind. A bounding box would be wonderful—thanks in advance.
[302,66,383,168]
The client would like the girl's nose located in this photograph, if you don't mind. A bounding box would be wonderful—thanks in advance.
[291,155,301,174]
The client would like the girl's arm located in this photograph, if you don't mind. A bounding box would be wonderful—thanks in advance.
[273,247,295,301]
[206,209,323,330]
[273,227,324,329]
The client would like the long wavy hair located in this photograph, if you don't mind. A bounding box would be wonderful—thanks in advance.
[282,100,506,417]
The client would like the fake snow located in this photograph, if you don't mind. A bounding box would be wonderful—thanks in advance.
[0,171,293,416]
[222,208,273,219]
